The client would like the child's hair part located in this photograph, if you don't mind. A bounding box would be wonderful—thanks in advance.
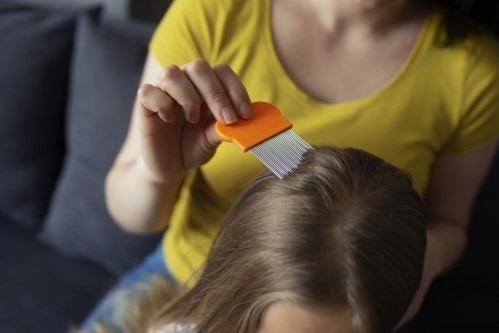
[150,146,427,333]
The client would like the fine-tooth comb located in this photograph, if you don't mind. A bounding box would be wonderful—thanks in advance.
[215,102,313,179]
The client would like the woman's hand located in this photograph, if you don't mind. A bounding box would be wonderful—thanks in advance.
[136,58,252,184]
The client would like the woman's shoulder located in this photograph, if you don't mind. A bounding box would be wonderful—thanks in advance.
[449,31,499,86]
[465,32,499,66]
[167,0,254,15]
[428,8,499,75]
[158,0,259,35]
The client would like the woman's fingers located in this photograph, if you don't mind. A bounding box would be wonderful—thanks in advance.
[182,58,239,124]
[138,83,175,123]
[212,64,252,120]
[183,59,253,124]
[156,64,203,124]
[146,59,251,125]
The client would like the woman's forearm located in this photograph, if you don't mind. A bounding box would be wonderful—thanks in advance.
[425,219,468,275]
[399,219,468,326]
[105,157,185,234]
[399,139,499,327]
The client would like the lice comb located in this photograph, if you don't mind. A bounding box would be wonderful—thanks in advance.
[215,102,313,179]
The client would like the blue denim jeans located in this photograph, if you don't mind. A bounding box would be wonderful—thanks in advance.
[79,244,172,333]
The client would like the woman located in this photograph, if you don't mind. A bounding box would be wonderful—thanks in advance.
[82,0,499,331]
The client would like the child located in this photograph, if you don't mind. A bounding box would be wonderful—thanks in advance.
[84,146,426,333]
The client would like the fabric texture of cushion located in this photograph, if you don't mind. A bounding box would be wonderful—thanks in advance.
[0,219,116,333]
[0,2,99,228]
[38,13,162,275]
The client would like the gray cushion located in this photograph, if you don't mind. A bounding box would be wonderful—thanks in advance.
[0,2,100,228]
[39,14,162,275]
[0,218,116,333]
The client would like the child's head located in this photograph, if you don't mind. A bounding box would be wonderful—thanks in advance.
[151,146,427,333]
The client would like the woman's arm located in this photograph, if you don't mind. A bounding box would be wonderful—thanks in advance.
[105,54,183,233]
[105,53,251,234]
[400,137,499,325]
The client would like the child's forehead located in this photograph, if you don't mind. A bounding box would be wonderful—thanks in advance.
[256,301,354,333]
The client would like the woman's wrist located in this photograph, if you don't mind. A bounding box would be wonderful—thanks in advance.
[425,220,468,277]
[104,157,185,233]
[134,155,186,187]
[398,222,468,326]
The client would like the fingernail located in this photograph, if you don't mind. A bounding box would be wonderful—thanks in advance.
[188,112,199,124]
[164,111,176,123]
[239,103,252,119]
[222,107,237,124]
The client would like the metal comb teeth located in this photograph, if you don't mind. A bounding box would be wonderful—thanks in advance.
[215,102,314,179]
[250,129,313,179]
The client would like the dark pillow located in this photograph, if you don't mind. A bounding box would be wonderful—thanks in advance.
[38,14,162,276]
[0,3,99,228]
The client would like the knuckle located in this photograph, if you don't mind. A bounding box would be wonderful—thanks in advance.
[212,63,232,74]
[186,58,210,74]
[159,64,180,82]
[207,90,230,107]
[137,84,152,98]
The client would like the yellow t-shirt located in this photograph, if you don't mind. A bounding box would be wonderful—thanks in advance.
[149,0,499,285]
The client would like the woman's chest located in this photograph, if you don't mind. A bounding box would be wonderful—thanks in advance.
[270,4,425,103]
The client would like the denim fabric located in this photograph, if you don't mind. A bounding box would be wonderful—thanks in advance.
[79,244,172,332]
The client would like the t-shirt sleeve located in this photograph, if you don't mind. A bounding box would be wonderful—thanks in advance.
[149,0,222,67]
[445,34,499,153]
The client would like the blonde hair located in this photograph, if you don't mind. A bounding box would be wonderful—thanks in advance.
[146,146,427,333]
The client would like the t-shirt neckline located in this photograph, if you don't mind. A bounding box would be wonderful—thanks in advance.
[262,0,439,111]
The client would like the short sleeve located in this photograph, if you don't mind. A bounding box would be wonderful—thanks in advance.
[445,34,499,153]
[149,0,226,67]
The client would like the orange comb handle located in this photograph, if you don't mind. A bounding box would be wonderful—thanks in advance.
[215,102,292,152]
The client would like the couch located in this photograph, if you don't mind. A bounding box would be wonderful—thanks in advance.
[0,3,163,332]
[0,1,498,333]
